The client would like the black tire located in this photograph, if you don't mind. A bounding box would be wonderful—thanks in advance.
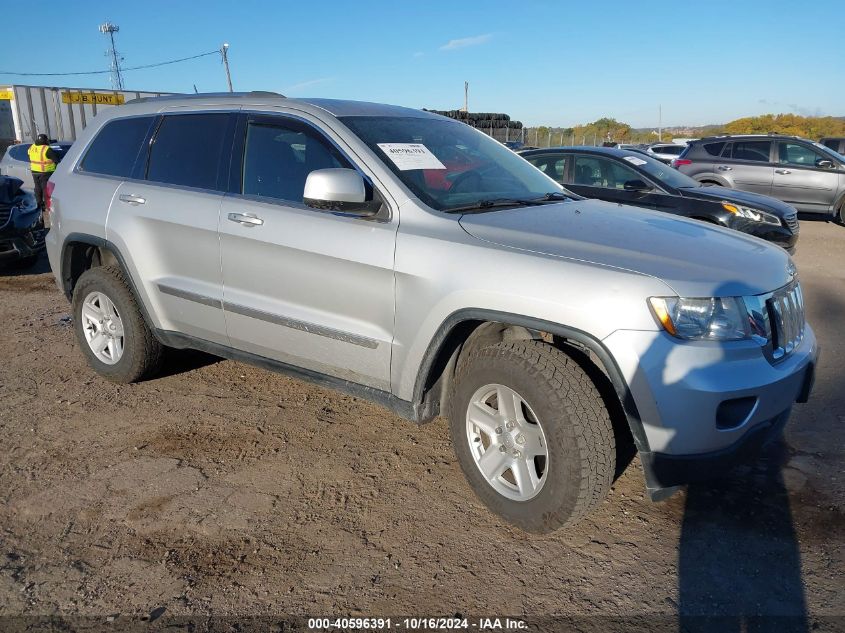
[71,265,163,383]
[838,202,845,226]
[700,180,722,187]
[448,340,615,533]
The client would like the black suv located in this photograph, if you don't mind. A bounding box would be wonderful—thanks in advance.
[674,134,845,221]
[0,176,44,268]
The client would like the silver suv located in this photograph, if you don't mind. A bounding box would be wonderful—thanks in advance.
[675,134,845,223]
[45,93,818,532]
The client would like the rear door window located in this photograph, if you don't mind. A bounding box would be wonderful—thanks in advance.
[147,113,232,190]
[9,144,30,161]
[727,141,771,163]
[80,116,156,178]
[525,154,568,181]
[573,155,642,189]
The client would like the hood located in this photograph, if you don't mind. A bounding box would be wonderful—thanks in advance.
[459,199,795,298]
[680,185,796,217]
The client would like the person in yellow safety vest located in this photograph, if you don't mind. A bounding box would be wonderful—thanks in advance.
[28,133,59,217]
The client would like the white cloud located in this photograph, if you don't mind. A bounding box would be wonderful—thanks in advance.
[439,33,493,51]
[413,51,425,58]
[284,77,334,93]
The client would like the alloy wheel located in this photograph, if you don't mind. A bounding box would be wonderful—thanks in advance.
[465,383,549,501]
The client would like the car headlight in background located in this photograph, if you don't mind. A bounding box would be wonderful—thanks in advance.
[721,202,781,226]
[649,296,751,341]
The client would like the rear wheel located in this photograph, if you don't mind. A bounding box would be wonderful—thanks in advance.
[449,340,615,532]
[72,266,163,383]
[700,180,722,187]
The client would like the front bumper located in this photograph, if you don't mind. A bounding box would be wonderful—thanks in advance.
[603,325,818,494]
[0,208,45,263]
[0,229,46,262]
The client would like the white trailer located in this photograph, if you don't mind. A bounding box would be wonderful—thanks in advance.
[0,84,171,147]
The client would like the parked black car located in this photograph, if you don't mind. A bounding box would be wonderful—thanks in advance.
[0,176,45,268]
[519,146,799,252]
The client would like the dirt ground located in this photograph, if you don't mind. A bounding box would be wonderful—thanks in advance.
[0,219,843,629]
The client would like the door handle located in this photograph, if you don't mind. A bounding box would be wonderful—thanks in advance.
[118,194,146,205]
[717,165,732,171]
[775,169,792,175]
[227,212,264,227]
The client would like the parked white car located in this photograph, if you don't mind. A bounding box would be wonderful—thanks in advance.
[646,143,687,164]
[0,142,72,190]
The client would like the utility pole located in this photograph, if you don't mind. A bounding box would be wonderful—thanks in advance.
[221,43,234,92]
[658,104,662,142]
[99,22,124,90]
[463,81,468,112]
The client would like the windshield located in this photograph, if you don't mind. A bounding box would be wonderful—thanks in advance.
[340,115,565,211]
[625,152,702,188]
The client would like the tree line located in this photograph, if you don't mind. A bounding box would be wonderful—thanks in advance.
[523,113,845,147]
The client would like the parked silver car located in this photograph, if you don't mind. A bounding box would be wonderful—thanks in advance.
[45,93,817,531]
[0,142,73,190]
[675,134,845,222]
[646,143,686,164]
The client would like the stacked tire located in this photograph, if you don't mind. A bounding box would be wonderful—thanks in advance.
[425,109,523,140]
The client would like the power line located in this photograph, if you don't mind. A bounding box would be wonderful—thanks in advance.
[0,49,220,78]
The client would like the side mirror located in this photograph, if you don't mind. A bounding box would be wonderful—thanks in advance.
[816,159,835,169]
[303,168,380,217]
[623,179,652,193]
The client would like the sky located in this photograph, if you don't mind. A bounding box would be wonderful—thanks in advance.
[2,0,843,128]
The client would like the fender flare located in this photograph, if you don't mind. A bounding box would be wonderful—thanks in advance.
[59,232,161,338]
[412,308,651,454]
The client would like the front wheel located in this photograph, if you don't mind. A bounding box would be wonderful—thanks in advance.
[449,341,615,532]
[71,265,163,383]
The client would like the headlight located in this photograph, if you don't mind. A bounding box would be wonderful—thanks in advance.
[649,296,750,341]
[721,202,781,226]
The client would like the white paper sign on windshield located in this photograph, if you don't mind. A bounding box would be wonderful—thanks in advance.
[377,143,446,170]
[623,156,647,166]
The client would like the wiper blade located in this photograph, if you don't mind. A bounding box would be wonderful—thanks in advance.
[444,193,572,214]
[443,198,540,214]
[529,191,573,202]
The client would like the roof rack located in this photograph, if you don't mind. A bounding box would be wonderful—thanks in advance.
[126,90,286,105]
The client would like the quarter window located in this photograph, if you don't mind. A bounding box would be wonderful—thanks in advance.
[241,120,350,203]
[778,142,826,167]
[702,142,725,157]
[147,113,231,190]
[79,116,155,178]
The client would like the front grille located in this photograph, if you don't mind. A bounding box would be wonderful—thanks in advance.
[768,282,805,361]
[0,204,11,228]
[784,211,799,234]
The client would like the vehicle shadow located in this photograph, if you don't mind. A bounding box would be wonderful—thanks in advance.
[156,348,222,378]
[677,440,808,632]
[0,253,51,276]
[612,270,813,631]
